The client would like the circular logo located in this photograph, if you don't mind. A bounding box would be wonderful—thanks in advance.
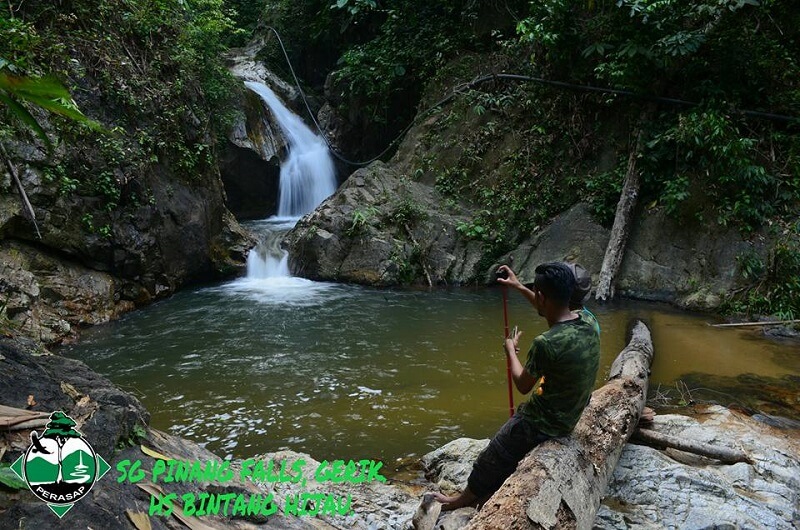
[23,429,98,506]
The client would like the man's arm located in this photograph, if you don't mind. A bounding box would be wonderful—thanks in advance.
[497,265,537,306]
[505,332,536,394]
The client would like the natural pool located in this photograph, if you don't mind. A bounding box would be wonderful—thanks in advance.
[61,277,800,467]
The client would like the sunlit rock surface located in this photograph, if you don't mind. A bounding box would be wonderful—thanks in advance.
[596,406,800,529]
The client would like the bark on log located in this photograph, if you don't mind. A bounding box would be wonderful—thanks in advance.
[465,321,654,530]
[631,427,751,464]
[595,115,650,302]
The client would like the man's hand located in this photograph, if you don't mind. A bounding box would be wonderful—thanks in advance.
[498,265,539,307]
[496,265,522,289]
[504,328,523,355]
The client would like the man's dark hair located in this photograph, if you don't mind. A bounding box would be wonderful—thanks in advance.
[532,262,575,306]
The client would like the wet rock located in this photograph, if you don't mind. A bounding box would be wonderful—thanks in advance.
[254,449,422,530]
[420,437,488,493]
[0,240,133,344]
[596,406,800,529]
[285,161,486,286]
[0,336,149,460]
[219,85,284,220]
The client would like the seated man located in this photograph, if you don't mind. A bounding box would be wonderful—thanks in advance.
[433,262,600,510]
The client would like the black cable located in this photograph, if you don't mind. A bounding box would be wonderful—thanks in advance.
[264,26,799,168]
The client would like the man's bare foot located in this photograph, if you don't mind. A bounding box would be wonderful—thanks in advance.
[639,407,655,426]
[431,489,477,511]
[432,492,457,504]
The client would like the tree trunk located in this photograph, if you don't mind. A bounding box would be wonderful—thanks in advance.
[594,112,652,302]
[631,427,750,464]
[465,321,654,530]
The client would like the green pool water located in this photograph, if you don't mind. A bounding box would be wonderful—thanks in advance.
[61,278,800,467]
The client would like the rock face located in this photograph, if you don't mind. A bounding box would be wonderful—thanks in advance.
[284,161,486,285]
[0,240,133,344]
[1,141,252,344]
[495,202,768,310]
[596,406,800,529]
[219,88,283,220]
[221,39,298,220]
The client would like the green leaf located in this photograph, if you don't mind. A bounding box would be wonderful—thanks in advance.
[12,93,102,131]
[0,73,71,100]
[0,92,51,148]
[0,463,27,490]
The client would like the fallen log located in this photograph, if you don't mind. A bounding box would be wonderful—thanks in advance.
[631,427,751,464]
[466,320,654,530]
[709,319,800,328]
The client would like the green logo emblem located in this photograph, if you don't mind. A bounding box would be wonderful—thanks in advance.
[10,411,111,518]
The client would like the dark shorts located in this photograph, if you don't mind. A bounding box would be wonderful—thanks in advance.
[467,413,553,499]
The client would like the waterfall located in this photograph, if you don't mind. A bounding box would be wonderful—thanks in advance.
[243,81,336,280]
[245,81,337,218]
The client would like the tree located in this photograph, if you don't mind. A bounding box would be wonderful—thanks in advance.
[42,412,82,484]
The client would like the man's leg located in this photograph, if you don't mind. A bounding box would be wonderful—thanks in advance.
[432,414,527,511]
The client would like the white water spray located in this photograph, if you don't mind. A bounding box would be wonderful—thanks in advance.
[245,81,337,218]
[243,81,337,281]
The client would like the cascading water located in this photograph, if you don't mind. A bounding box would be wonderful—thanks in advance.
[241,81,337,284]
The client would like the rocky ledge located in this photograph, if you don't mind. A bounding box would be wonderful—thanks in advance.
[285,161,486,286]
[2,340,797,529]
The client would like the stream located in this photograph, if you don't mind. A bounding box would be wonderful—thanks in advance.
[61,281,800,466]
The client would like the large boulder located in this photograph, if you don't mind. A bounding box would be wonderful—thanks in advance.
[420,437,489,493]
[1,125,252,344]
[495,202,769,310]
[596,406,800,529]
[285,161,485,285]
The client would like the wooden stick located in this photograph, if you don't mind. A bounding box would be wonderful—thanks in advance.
[710,319,800,328]
[0,142,41,239]
[631,427,751,464]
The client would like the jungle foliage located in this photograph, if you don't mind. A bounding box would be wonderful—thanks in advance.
[515,0,799,232]
[1,0,241,207]
[2,0,797,312]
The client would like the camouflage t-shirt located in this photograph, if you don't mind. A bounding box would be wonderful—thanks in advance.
[519,314,600,436]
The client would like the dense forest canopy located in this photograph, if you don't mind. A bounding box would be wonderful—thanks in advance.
[1,0,798,316]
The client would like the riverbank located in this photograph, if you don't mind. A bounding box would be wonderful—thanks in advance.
[2,335,798,529]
